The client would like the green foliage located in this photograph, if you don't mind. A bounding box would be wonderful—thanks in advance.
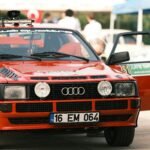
[115,13,150,31]
[77,12,87,30]
[143,14,150,31]
[115,13,150,44]
[94,12,110,29]
[115,14,137,31]
[0,11,27,19]
[143,14,150,44]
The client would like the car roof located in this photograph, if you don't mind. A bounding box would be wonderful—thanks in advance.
[32,23,78,32]
[32,23,60,28]
[101,29,132,35]
[0,22,76,32]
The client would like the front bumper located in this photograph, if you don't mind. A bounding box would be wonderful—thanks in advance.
[0,98,140,131]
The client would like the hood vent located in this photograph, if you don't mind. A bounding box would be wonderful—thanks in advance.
[52,76,87,80]
[90,75,107,79]
[52,75,107,80]
[31,77,49,80]
[0,67,18,80]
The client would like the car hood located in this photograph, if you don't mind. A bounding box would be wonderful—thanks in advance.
[0,61,132,82]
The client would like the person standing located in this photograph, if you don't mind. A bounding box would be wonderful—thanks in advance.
[43,13,54,23]
[58,9,81,31]
[83,13,105,57]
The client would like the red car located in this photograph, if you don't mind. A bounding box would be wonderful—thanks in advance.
[0,11,140,147]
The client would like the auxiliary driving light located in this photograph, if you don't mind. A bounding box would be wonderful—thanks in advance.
[34,82,50,98]
[97,81,112,96]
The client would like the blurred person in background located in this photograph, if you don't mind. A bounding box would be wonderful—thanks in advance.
[83,13,105,59]
[83,12,102,41]
[58,9,81,31]
[43,12,54,23]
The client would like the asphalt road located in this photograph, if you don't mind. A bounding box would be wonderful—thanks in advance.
[0,111,150,150]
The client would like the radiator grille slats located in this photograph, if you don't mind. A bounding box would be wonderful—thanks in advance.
[95,100,128,110]
[9,115,131,125]
[16,103,53,112]
[13,100,129,125]
[57,102,92,112]
[16,100,128,112]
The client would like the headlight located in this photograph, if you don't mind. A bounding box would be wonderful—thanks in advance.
[34,82,50,98]
[4,86,26,99]
[115,83,136,96]
[97,81,112,96]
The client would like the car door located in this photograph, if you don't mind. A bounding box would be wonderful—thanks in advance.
[107,32,150,110]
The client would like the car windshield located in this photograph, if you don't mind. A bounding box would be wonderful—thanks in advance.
[0,28,98,61]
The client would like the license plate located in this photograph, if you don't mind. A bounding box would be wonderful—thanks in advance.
[49,112,99,123]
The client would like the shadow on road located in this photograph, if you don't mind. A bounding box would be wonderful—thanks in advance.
[0,132,115,150]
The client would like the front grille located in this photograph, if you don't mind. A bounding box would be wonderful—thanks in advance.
[29,82,102,100]
[57,102,92,111]
[131,99,140,109]
[100,114,131,122]
[16,103,53,112]
[9,115,131,125]
[16,100,128,113]
[95,100,128,110]
[9,117,49,124]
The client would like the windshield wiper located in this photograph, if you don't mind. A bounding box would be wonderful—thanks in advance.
[0,54,41,61]
[31,51,89,62]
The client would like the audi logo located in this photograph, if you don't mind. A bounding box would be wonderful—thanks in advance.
[61,87,85,96]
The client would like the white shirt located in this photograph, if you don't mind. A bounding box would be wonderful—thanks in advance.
[58,16,81,31]
[83,20,102,41]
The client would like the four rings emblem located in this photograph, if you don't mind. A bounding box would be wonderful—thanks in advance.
[61,87,85,96]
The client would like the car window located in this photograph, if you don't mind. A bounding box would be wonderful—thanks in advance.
[123,35,136,44]
[111,33,149,62]
[106,34,136,44]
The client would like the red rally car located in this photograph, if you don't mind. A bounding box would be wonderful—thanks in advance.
[0,11,140,147]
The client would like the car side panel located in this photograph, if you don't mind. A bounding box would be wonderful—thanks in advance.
[135,76,150,110]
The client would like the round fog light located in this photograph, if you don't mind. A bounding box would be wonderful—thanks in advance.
[34,82,50,98]
[97,81,112,96]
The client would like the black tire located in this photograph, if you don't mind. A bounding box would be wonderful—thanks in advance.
[104,127,135,146]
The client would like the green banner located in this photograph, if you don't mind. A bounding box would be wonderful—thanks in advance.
[126,63,150,76]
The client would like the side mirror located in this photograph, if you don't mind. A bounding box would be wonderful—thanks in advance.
[107,51,130,65]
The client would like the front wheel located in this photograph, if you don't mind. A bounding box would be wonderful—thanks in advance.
[104,127,135,146]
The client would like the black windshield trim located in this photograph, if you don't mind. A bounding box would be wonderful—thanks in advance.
[0,54,41,61]
[31,51,90,62]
